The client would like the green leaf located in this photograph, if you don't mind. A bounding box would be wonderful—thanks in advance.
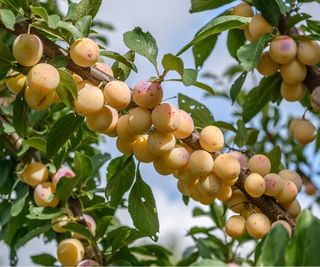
[57,21,82,40]
[162,53,184,76]
[106,155,136,207]
[55,176,78,203]
[285,209,320,266]
[15,223,52,249]
[101,50,137,72]
[75,15,92,37]
[182,68,198,86]
[190,0,234,13]
[65,0,102,21]
[0,9,16,30]
[253,0,283,26]
[31,254,56,266]
[112,50,135,81]
[178,93,214,128]
[177,16,251,56]
[212,121,237,132]
[56,69,77,108]
[192,259,227,266]
[13,91,28,138]
[266,146,281,172]
[10,183,29,217]
[63,222,95,242]
[193,35,218,68]
[123,27,158,67]
[74,151,93,181]
[128,168,159,240]
[91,153,111,177]
[237,34,272,71]
[31,6,48,21]
[193,81,215,95]
[48,55,70,68]
[230,72,247,104]
[26,206,64,220]
[242,73,282,122]
[227,29,246,60]
[46,113,84,158]
[0,39,14,60]
[47,14,60,29]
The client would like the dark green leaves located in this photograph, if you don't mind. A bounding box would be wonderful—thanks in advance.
[230,72,247,104]
[31,254,56,266]
[26,206,64,220]
[162,54,184,76]
[252,0,287,26]
[13,91,28,138]
[0,9,16,30]
[182,69,198,86]
[101,50,137,72]
[266,146,281,172]
[227,29,246,60]
[192,35,218,68]
[56,69,77,108]
[112,50,136,81]
[15,224,52,249]
[178,93,214,128]
[106,155,136,207]
[128,168,159,240]
[10,183,29,217]
[46,113,84,158]
[124,27,158,67]
[237,34,272,71]
[65,0,102,21]
[190,0,234,13]
[74,151,93,181]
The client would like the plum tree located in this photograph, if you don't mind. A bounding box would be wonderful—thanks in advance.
[103,80,131,110]
[269,36,297,64]
[225,215,246,238]
[24,87,55,110]
[22,162,49,187]
[12,34,43,66]
[133,80,163,109]
[248,14,273,41]
[213,153,241,181]
[27,63,60,95]
[86,105,118,133]
[281,82,306,102]
[297,40,320,66]
[52,166,76,188]
[256,52,279,77]
[246,213,270,239]
[162,145,189,170]
[147,130,176,156]
[188,150,214,176]
[290,119,316,145]
[199,125,224,152]
[244,173,266,198]
[57,238,85,266]
[280,59,307,85]
[5,71,26,94]
[133,135,155,163]
[151,103,180,133]
[248,154,271,176]
[128,107,152,134]
[264,173,285,196]
[33,182,59,208]
[173,110,195,139]
[70,38,100,67]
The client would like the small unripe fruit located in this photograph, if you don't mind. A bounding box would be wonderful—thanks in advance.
[229,151,248,169]
[248,154,271,176]
[256,51,279,77]
[52,166,76,188]
[248,14,273,41]
[13,34,43,67]
[297,40,320,66]
[151,103,180,133]
[311,86,320,112]
[70,38,99,67]
[232,2,253,17]
[116,115,138,142]
[86,105,118,133]
[225,215,246,238]
[74,84,104,116]
[281,82,306,102]
[278,169,302,191]
[173,110,194,139]
[128,107,152,134]
[22,162,49,187]
[57,239,84,266]
[246,213,270,239]
[116,137,135,155]
[133,80,163,109]
[244,28,257,42]
[133,135,155,163]
[280,59,307,85]
[271,220,292,237]
[290,119,316,145]
[276,180,298,204]
[244,173,265,198]
[103,80,131,110]
[52,216,69,233]
[264,173,284,196]
[25,87,55,111]
[73,214,96,239]
[199,125,224,152]
[213,153,241,180]
[28,63,60,95]
[269,36,297,64]
[95,62,114,77]
[305,182,317,195]
[77,260,99,267]
[5,71,26,94]
[153,157,173,175]
[163,145,189,170]
[226,190,247,213]
[216,185,232,201]
[198,173,221,195]
[147,130,176,156]
[189,150,214,177]
[177,166,198,184]
[34,182,59,208]
[282,199,301,217]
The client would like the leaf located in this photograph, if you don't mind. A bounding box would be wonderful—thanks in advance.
[55,176,78,202]
[178,93,214,128]
[31,254,56,266]
[46,113,84,158]
[0,39,14,60]
[177,16,251,55]
[26,206,64,220]
[63,222,95,242]
[242,73,282,122]
[10,183,29,217]
[91,153,111,177]
[212,121,237,132]
[237,34,272,71]
[192,35,218,68]
[230,72,247,104]
[74,151,93,181]
[266,146,281,172]
[128,168,159,240]
[227,29,246,60]
[190,0,234,13]
[65,0,102,21]
[112,50,135,81]
[182,68,198,86]
[253,0,283,26]
[192,259,227,266]
[123,27,158,67]
[48,55,70,68]
[0,9,16,30]
[31,6,48,21]
[13,91,28,138]
[101,50,137,72]
[57,21,82,40]
[193,81,215,95]
[75,15,92,37]
[56,69,77,108]
[106,155,136,207]
[162,53,184,76]
[15,224,52,249]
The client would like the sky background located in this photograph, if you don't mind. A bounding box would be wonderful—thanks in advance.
[1,0,320,265]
